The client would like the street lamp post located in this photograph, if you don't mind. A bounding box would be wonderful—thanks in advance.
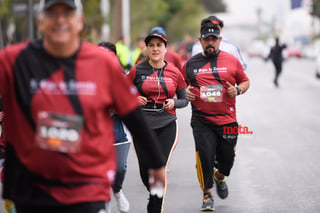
[122,0,130,46]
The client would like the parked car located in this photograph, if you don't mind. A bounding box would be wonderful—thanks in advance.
[247,40,270,59]
[284,45,301,58]
[301,45,317,59]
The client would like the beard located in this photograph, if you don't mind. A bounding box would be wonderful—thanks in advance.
[204,45,218,57]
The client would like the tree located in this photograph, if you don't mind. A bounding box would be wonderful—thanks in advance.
[165,0,206,41]
[130,0,169,42]
[0,0,13,48]
[311,0,320,18]
[81,0,103,42]
[129,0,227,43]
[0,0,227,47]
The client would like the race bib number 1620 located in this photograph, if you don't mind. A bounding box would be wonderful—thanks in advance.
[35,112,84,153]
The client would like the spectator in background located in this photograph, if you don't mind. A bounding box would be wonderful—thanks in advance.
[115,36,132,72]
[98,41,131,213]
[191,16,247,71]
[132,36,146,65]
[178,34,195,64]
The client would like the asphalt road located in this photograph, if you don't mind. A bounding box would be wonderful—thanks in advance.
[1,57,319,213]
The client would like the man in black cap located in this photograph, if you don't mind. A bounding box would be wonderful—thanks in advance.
[191,16,247,71]
[0,1,165,213]
[182,16,250,211]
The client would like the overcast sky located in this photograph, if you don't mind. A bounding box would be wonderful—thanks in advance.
[221,0,315,44]
[223,0,289,23]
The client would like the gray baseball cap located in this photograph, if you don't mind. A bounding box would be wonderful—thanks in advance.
[39,0,81,10]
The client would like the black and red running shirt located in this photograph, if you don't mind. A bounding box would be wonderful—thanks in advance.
[0,40,140,205]
[182,51,249,125]
[127,60,187,129]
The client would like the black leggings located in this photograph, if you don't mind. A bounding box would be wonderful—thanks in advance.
[133,120,178,213]
[273,61,282,82]
[191,115,238,190]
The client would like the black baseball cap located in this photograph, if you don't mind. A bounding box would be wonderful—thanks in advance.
[145,32,168,46]
[200,22,221,39]
[40,0,79,10]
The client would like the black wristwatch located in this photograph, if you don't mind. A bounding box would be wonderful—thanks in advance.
[236,87,242,95]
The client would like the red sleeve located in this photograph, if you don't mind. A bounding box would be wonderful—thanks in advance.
[109,61,139,117]
[0,42,28,97]
[126,66,137,84]
[0,47,11,97]
[181,62,190,85]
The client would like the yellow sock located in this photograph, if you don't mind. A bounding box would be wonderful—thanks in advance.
[4,200,15,213]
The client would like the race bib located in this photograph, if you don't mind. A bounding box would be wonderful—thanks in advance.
[35,111,84,153]
[200,84,223,102]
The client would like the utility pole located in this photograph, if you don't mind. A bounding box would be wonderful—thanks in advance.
[113,0,130,45]
[28,0,34,40]
[100,0,111,41]
[113,0,122,42]
[122,0,130,46]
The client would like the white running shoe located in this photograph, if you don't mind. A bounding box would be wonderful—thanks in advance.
[114,190,130,213]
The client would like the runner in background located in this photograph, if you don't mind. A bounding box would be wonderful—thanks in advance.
[98,41,131,213]
[115,36,132,73]
[132,36,146,65]
[266,37,287,87]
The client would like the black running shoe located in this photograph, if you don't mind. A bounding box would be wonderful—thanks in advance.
[214,170,228,199]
